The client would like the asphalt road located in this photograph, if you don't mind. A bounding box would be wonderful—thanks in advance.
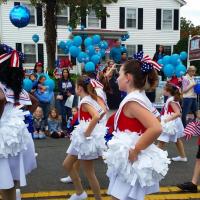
[21,134,198,193]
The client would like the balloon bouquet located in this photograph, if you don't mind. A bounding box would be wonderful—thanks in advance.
[158,51,188,78]
[58,33,127,73]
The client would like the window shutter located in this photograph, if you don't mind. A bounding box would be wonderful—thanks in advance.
[16,43,22,52]
[156,44,160,52]
[138,8,143,30]
[14,2,20,6]
[174,9,179,30]
[101,7,107,29]
[81,8,87,28]
[119,7,125,29]
[71,56,76,66]
[137,45,143,52]
[156,9,161,30]
[36,4,43,26]
[37,43,44,64]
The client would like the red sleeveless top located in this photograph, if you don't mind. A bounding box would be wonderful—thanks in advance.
[79,106,91,120]
[106,110,146,134]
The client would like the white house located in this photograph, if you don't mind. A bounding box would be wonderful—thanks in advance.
[0,0,186,68]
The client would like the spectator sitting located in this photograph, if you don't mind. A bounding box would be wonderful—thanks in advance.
[66,107,79,136]
[48,108,65,138]
[33,106,46,139]
[29,73,38,91]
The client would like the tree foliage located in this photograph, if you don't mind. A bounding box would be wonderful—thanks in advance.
[28,0,118,69]
[175,18,200,74]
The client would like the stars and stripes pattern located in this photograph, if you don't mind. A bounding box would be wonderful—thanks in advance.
[134,51,162,73]
[90,79,104,89]
[184,121,200,140]
[0,50,20,68]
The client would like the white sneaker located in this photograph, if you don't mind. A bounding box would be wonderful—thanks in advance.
[171,156,188,162]
[60,176,72,183]
[35,153,38,157]
[68,191,87,200]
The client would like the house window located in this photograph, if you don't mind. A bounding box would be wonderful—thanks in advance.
[88,10,100,28]
[126,8,137,28]
[126,45,136,56]
[162,10,173,30]
[57,7,69,26]
[163,45,172,55]
[23,44,37,64]
[22,4,36,25]
[57,45,67,59]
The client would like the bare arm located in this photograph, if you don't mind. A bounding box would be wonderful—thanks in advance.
[165,102,181,122]
[27,93,39,113]
[0,89,6,118]
[82,103,101,137]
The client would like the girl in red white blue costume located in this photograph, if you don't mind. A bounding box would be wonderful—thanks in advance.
[63,75,107,200]
[157,83,187,162]
[103,52,170,200]
[0,44,38,200]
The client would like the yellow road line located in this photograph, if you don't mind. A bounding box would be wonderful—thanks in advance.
[1,186,200,200]
[21,186,200,198]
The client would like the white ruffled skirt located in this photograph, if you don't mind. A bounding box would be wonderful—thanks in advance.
[158,116,184,143]
[103,132,170,200]
[0,104,37,189]
[67,120,107,160]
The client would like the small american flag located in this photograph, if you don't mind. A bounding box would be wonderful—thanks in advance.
[184,121,200,140]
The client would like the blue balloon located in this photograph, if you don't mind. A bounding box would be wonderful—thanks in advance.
[125,34,130,39]
[44,79,55,92]
[163,64,175,78]
[84,37,93,47]
[175,64,186,77]
[66,40,73,49]
[23,78,33,92]
[69,46,80,57]
[10,5,30,28]
[100,49,106,57]
[91,54,101,65]
[92,35,101,45]
[120,46,127,53]
[157,59,163,66]
[73,36,82,47]
[68,26,72,32]
[121,35,126,41]
[59,41,66,49]
[170,54,180,66]
[99,41,108,49]
[180,51,188,61]
[85,62,95,72]
[77,52,87,63]
[37,73,50,80]
[32,34,39,43]
[162,55,171,65]
[194,84,200,94]
[86,45,95,56]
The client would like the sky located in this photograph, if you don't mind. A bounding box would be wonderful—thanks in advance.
[181,0,200,26]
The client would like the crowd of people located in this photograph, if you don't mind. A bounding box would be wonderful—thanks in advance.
[0,41,200,200]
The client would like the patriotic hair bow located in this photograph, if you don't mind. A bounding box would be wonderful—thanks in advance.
[90,79,103,89]
[134,51,161,73]
[0,44,24,67]
[83,77,91,85]
[83,78,104,89]
[0,50,20,67]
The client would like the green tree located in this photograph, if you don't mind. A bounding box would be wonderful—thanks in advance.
[29,0,118,70]
[174,17,200,73]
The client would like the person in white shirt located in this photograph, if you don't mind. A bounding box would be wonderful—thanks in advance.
[182,66,197,127]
